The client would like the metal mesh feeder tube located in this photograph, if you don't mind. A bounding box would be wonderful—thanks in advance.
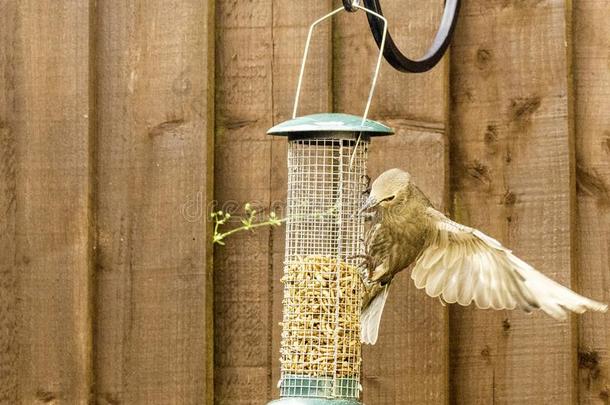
[264,1,458,402]
[268,113,393,404]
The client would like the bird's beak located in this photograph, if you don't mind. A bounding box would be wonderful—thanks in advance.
[359,195,377,214]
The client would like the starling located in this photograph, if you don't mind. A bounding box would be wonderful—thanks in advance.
[359,168,607,344]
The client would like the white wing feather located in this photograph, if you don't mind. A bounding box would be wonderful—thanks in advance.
[411,208,608,319]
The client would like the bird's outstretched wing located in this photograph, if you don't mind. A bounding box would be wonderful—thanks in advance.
[411,208,608,320]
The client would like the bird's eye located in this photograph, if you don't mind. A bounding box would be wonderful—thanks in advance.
[383,196,395,203]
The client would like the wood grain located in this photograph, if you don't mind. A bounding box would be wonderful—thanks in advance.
[94,1,214,403]
[449,1,576,403]
[214,1,274,403]
[0,3,20,401]
[573,1,610,403]
[0,1,94,403]
[3,2,610,404]
[334,1,450,403]
[270,0,334,400]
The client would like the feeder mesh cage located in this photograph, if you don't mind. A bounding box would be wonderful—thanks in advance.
[279,136,368,400]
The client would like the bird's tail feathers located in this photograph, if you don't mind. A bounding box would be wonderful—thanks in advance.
[361,284,390,345]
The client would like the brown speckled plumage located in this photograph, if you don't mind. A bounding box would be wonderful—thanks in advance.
[360,168,608,345]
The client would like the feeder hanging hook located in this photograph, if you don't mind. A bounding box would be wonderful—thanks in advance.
[342,0,360,12]
[362,0,461,73]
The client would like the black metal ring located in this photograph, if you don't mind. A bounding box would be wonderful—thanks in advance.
[362,0,461,73]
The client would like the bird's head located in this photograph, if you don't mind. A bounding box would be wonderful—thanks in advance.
[360,168,411,213]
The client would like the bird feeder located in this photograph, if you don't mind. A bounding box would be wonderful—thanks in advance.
[267,1,460,402]
[267,5,392,404]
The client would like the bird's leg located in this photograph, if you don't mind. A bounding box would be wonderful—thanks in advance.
[360,212,375,221]
[349,253,375,284]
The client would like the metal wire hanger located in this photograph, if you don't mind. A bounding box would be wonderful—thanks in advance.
[293,1,388,126]
[344,0,461,73]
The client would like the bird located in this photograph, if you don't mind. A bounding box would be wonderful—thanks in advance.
[359,168,608,345]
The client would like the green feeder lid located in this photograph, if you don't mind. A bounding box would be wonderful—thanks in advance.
[267,113,393,136]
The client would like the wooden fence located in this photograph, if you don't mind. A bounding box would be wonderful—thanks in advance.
[1,1,608,404]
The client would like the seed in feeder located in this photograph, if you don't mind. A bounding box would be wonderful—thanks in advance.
[279,256,363,378]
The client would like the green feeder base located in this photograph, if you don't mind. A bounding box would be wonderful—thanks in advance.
[268,398,361,405]
[268,375,362,405]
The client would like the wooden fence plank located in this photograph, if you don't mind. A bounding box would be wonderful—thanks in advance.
[573,2,610,403]
[334,1,450,403]
[270,0,334,400]
[94,1,214,403]
[0,1,93,403]
[0,3,20,401]
[449,1,576,403]
[214,2,274,403]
